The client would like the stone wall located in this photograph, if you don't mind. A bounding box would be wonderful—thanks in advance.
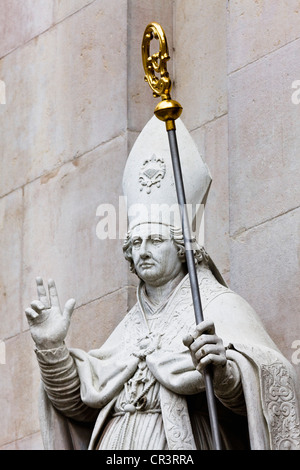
[0,0,299,449]
[227,0,300,373]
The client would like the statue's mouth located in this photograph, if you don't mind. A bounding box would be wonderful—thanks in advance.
[140,262,154,269]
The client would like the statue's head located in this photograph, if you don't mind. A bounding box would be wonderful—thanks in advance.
[123,222,208,284]
[121,115,212,285]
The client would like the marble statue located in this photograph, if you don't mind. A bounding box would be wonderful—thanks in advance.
[25,117,300,450]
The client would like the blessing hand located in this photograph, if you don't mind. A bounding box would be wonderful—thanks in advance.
[25,277,76,350]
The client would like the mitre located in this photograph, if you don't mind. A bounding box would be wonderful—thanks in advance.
[122,116,211,234]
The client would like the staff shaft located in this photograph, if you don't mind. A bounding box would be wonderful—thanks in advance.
[167,128,222,451]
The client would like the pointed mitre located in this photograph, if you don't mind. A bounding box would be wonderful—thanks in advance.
[122,116,212,233]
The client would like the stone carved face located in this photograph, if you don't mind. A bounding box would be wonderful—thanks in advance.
[130,223,184,287]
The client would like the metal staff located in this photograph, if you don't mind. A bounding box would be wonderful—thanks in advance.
[142,22,222,451]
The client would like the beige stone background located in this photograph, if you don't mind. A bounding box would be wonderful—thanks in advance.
[0,0,299,450]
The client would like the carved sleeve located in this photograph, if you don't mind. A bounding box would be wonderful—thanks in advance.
[214,360,247,415]
[35,344,99,423]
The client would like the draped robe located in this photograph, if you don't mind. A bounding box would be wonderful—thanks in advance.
[37,264,300,450]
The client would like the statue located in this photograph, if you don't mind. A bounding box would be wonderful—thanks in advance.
[25,116,300,450]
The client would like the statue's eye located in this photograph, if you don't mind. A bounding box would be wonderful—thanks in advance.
[151,237,163,245]
[132,239,142,247]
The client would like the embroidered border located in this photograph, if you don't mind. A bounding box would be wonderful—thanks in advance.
[261,361,300,450]
[160,386,196,450]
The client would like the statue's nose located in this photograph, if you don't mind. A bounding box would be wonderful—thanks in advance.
[139,240,151,259]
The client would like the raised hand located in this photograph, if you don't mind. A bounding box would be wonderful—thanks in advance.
[25,277,76,350]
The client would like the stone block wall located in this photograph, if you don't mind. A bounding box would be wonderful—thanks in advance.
[226,1,300,367]
[0,0,299,449]
[174,0,229,282]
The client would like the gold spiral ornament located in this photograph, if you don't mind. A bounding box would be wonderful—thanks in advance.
[142,22,182,130]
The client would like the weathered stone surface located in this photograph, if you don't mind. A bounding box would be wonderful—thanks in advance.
[22,135,128,331]
[0,0,53,58]
[230,208,300,379]
[0,332,41,447]
[66,287,133,351]
[0,0,127,197]
[0,432,43,450]
[53,0,95,23]
[174,0,227,130]
[228,0,300,73]
[0,189,23,340]
[127,0,174,132]
[228,38,300,236]
[127,130,139,154]
[192,115,230,284]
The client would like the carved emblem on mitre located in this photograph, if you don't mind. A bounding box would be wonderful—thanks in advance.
[139,154,166,194]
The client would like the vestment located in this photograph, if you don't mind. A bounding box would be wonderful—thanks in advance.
[36,263,300,450]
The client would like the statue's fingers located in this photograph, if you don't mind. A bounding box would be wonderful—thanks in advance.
[36,277,50,308]
[197,351,226,371]
[188,320,215,342]
[31,300,47,313]
[195,343,221,362]
[48,279,60,308]
[195,319,215,337]
[25,307,39,322]
[196,353,215,371]
[182,334,194,348]
[63,298,76,321]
